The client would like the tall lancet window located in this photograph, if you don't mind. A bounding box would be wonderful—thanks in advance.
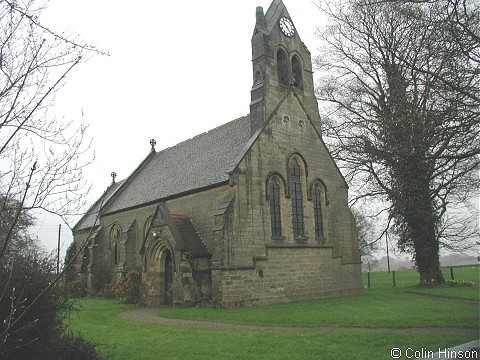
[289,159,304,237]
[269,177,282,237]
[277,49,288,86]
[312,183,324,238]
[110,225,121,265]
[292,55,303,89]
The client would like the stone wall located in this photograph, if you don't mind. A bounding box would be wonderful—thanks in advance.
[212,87,364,306]
[212,245,362,307]
[166,185,234,257]
[229,92,362,266]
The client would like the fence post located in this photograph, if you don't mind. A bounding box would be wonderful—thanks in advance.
[450,266,454,281]
[367,271,371,288]
[392,271,396,287]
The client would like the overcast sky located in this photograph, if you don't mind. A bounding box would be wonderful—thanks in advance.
[33,0,324,254]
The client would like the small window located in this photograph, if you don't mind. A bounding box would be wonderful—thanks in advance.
[269,177,282,237]
[254,70,263,84]
[81,246,89,272]
[289,159,304,237]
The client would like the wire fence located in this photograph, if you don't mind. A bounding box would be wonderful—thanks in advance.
[362,265,479,288]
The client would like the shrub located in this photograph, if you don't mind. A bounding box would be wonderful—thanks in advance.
[0,252,67,358]
[66,276,88,298]
[113,271,141,304]
[50,332,102,360]
[417,279,475,288]
[0,252,101,359]
[101,282,116,298]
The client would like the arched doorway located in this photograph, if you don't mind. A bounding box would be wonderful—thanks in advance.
[164,250,173,305]
[144,237,175,306]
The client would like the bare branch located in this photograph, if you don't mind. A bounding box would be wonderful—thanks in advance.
[0,162,36,258]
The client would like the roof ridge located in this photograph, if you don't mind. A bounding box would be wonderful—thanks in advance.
[178,216,211,256]
[186,217,207,249]
[160,114,250,152]
[73,179,125,231]
[204,114,249,134]
[101,114,253,214]
[100,150,157,214]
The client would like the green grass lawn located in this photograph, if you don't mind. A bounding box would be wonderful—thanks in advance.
[159,288,478,328]
[363,266,480,301]
[363,266,479,290]
[67,267,479,360]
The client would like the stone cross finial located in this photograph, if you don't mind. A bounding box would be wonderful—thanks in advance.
[111,171,117,184]
[150,139,157,152]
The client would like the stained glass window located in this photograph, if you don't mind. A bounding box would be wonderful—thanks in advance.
[313,183,323,238]
[269,178,282,237]
[289,159,304,237]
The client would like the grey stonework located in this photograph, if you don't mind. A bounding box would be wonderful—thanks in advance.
[68,0,363,307]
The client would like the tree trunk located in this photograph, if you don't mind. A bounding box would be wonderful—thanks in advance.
[413,229,445,284]
[405,187,445,284]
[394,155,445,285]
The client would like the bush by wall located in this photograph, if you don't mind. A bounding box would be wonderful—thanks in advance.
[112,271,141,304]
[49,332,102,360]
[0,252,102,359]
[66,276,88,298]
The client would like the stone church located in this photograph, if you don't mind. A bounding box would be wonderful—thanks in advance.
[69,0,363,307]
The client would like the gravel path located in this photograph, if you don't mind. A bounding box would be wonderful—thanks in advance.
[117,306,478,334]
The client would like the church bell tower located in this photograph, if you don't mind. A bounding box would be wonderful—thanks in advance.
[249,0,321,135]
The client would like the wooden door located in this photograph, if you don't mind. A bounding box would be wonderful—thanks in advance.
[164,250,173,305]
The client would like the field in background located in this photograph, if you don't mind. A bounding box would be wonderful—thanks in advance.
[68,267,479,360]
[362,266,479,300]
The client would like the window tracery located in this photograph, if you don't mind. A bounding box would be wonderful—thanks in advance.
[289,158,305,237]
[312,183,324,238]
[268,176,282,237]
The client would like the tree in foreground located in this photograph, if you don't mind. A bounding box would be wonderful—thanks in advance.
[0,194,103,358]
[0,0,104,356]
[0,246,101,359]
[315,0,479,283]
[0,0,104,258]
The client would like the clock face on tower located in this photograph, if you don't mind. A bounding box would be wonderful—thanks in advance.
[279,17,295,37]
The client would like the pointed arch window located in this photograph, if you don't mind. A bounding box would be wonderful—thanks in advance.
[269,177,282,237]
[113,241,118,265]
[292,55,303,89]
[289,159,304,237]
[110,224,121,265]
[312,183,324,238]
[81,246,89,272]
[277,49,288,86]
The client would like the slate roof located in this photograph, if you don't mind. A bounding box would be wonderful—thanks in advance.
[103,115,254,214]
[173,215,211,257]
[73,180,125,231]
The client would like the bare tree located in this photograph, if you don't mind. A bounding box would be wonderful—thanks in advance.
[315,0,479,283]
[0,194,38,254]
[0,0,105,355]
[0,0,105,257]
[351,206,380,271]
